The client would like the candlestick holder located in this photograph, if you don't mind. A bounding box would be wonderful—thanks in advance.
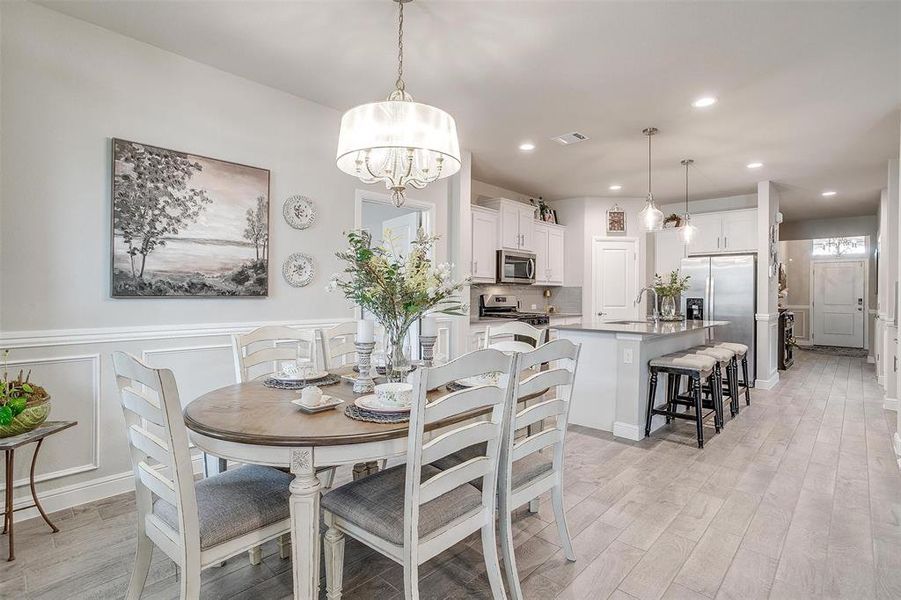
[353,341,376,393]
[419,335,438,367]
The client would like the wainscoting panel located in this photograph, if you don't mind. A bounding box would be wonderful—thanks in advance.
[786,305,810,341]
[142,344,236,408]
[0,354,100,492]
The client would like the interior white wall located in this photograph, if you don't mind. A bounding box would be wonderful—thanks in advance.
[658,193,757,217]
[1,2,452,334]
[0,2,458,516]
[756,181,781,388]
[471,179,536,206]
[550,197,648,319]
[780,215,878,240]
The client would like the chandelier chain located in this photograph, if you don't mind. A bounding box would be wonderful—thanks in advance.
[395,0,405,92]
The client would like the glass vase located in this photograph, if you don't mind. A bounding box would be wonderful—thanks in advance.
[384,325,412,383]
[661,295,677,319]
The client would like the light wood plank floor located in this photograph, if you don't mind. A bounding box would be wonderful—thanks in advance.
[2,349,900,599]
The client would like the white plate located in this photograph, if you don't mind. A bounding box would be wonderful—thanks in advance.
[291,395,342,414]
[283,195,316,230]
[273,370,329,382]
[355,395,412,414]
[455,373,506,388]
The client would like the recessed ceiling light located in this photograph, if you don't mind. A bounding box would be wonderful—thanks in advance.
[821,190,837,197]
[746,162,764,169]
[609,184,622,191]
[518,142,535,151]
[692,96,717,108]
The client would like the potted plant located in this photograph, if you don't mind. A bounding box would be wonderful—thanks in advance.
[652,270,691,319]
[329,229,468,381]
[0,353,51,437]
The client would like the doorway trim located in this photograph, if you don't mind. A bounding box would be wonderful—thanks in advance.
[809,256,868,349]
[354,189,435,235]
[590,236,640,320]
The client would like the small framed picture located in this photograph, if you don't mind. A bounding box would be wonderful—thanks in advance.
[607,205,626,234]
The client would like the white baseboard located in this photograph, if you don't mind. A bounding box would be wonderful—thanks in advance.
[613,421,642,441]
[10,455,205,524]
[795,339,813,347]
[755,372,780,390]
[884,397,899,412]
[867,354,876,364]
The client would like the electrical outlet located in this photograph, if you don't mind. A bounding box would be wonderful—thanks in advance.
[530,304,537,310]
[623,349,633,364]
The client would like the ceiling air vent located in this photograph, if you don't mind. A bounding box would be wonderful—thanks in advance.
[551,131,589,145]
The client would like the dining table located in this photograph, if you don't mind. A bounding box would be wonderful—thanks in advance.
[183,365,547,600]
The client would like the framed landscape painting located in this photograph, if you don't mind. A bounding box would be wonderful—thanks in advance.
[111,138,270,297]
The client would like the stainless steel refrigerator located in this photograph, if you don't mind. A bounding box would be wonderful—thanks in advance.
[680,254,757,384]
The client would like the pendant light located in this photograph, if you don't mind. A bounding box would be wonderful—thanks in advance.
[335,0,461,207]
[680,159,696,244]
[638,127,664,231]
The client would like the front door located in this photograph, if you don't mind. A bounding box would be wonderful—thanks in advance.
[812,260,865,348]
[592,238,639,320]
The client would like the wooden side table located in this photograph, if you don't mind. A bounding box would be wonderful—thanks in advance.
[1,420,76,561]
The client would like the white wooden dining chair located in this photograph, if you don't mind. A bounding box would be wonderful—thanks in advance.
[231,325,318,383]
[483,321,544,353]
[498,339,581,600]
[111,352,294,600]
[232,325,337,488]
[318,321,358,369]
[320,348,518,600]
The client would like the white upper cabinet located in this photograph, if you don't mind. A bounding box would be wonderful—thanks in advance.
[483,198,536,251]
[721,209,757,252]
[654,228,687,278]
[687,208,758,255]
[471,206,498,283]
[534,221,565,286]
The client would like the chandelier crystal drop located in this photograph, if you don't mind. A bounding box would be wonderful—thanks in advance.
[335,0,461,207]
[638,127,665,232]
[680,159,696,244]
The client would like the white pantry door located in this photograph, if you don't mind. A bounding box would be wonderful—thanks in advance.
[812,260,865,348]
[381,212,419,259]
[592,238,639,320]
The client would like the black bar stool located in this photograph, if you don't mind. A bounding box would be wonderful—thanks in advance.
[691,345,738,421]
[715,342,751,405]
[645,353,719,448]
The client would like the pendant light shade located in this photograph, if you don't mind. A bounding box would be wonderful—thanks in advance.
[335,0,461,207]
[680,158,696,244]
[638,127,664,232]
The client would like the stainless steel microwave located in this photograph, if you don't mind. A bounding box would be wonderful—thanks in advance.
[497,249,536,284]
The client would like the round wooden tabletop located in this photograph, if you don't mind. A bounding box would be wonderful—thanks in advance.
[184,368,545,447]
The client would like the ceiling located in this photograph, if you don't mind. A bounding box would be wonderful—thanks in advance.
[39,0,901,221]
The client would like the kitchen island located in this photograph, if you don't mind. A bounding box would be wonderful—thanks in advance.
[555,319,727,441]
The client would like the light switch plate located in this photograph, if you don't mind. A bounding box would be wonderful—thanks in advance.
[623,349,633,364]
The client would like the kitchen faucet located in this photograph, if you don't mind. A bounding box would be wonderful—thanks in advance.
[635,287,659,322]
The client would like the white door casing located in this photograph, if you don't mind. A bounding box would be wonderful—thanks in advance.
[812,260,865,348]
[591,237,639,321]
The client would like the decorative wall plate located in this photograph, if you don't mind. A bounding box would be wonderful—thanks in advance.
[283,253,315,287]
[283,195,316,229]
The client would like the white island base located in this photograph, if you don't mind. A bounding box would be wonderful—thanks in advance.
[556,320,726,441]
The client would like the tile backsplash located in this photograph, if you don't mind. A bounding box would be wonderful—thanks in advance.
[470,284,582,315]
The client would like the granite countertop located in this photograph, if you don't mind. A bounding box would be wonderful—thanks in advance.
[555,319,728,337]
[469,312,582,324]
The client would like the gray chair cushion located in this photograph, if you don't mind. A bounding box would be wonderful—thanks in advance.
[321,464,482,545]
[152,465,292,550]
[433,446,553,492]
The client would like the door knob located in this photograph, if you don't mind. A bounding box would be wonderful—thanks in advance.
[597,312,607,316]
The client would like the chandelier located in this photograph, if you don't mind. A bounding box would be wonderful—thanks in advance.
[638,127,664,231]
[679,158,696,244]
[335,0,461,207]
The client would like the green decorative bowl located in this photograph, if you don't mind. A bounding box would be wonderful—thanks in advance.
[0,399,51,438]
